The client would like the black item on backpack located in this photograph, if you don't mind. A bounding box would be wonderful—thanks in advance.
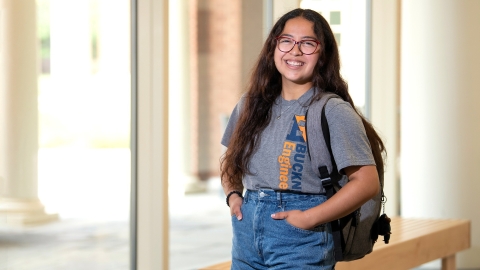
[305,93,391,262]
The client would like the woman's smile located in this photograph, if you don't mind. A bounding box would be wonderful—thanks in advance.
[285,59,304,67]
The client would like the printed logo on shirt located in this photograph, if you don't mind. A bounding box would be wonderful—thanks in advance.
[277,115,307,190]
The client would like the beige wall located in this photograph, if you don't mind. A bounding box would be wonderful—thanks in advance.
[371,0,401,216]
[400,0,480,267]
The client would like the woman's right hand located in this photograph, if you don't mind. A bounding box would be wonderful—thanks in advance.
[229,194,243,220]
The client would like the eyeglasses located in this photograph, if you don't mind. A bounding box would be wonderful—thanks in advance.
[275,36,320,55]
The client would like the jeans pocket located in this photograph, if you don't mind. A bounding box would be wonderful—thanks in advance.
[283,219,327,234]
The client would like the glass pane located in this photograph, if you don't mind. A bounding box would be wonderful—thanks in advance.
[330,11,341,25]
[0,0,131,269]
[301,0,369,111]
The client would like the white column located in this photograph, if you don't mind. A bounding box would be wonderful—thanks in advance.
[371,0,400,216]
[136,0,169,269]
[168,0,202,195]
[401,0,480,268]
[0,0,57,226]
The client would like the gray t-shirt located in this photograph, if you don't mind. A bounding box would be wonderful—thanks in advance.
[221,88,375,194]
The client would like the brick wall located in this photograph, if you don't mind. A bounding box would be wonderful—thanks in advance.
[191,0,263,180]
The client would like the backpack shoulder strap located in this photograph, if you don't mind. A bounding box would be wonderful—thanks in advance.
[306,93,341,179]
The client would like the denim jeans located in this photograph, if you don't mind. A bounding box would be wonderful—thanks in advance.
[231,189,335,270]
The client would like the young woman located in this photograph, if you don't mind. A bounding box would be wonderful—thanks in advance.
[220,8,385,270]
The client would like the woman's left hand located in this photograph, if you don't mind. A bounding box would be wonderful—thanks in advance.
[271,166,380,231]
[271,210,315,230]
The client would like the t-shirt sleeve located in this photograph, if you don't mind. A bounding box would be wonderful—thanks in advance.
[324,99,376,174]
[221,96,245,147]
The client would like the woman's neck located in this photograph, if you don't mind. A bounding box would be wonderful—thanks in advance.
[281,83,313,100]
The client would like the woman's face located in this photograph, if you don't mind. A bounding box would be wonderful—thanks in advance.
[274,17,320,88]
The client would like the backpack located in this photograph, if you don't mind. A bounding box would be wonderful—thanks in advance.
[305,93,391,262]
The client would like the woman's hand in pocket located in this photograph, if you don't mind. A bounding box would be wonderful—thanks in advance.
[271,210,315,230]
[229,195,243,221]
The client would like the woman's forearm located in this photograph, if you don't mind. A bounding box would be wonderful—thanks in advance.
[304,165,380,227]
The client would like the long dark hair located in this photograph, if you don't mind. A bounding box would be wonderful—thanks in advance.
[221,8,386,190]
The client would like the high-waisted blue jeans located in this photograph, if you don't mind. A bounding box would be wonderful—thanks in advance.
[231,189,335,270]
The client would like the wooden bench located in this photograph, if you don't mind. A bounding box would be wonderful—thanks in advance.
[200,217,471,270]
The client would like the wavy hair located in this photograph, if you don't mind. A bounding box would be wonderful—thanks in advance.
[221,9,386,190]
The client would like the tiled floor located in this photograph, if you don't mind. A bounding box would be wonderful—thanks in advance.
[0,219,130,270]
[0,189,231,270]
[169,190,232,270]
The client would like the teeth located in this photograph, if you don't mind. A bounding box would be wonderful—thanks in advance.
[286,60,303,66]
